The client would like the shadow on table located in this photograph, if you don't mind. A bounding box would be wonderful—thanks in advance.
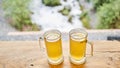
[48,62,63,68]
[70,62,85,68]
[48,62,86,68]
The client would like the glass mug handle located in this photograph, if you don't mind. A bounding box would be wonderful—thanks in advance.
[87,41,93,56]
[38,37,44,55]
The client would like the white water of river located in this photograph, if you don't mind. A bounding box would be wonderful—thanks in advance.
[30,0,83,32]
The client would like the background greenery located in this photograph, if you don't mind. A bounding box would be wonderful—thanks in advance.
[2,0,39,31]
[92,0,120,29]
[2,0,120,30]
[80,11,91,29]
[42,0,60,6]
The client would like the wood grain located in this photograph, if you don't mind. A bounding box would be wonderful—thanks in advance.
[0,41,120,68]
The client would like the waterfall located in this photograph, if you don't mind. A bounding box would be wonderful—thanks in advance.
[30,0,83,32]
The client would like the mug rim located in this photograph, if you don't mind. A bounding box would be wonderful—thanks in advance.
[44,29,61,41]
[69,28,88,40]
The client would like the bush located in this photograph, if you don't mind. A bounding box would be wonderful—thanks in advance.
[91,0,114,10]
[97,0,120,29]
[42,0,61,6]
[2,0,39,31]
[59,6,71,16]
[80,11,91,29]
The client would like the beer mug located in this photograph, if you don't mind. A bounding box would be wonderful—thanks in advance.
[69,28,93,64]
[39,29,64,65]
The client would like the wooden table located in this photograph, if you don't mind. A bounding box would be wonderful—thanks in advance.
[0,41,120,68]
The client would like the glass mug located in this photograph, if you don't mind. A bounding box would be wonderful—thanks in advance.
[39,29,64,65]
[69,28,93,64]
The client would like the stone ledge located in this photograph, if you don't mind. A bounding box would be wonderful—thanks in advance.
[0,29,120,41]
[7,29,120,35]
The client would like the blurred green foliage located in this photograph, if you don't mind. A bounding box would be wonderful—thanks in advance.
[2,0,39,31]
[91,0,120,29]
[68,15,72,23]
[80,11,91,29]
[59,6,71,16]
[42,0,61,6]
[92,0,113,10]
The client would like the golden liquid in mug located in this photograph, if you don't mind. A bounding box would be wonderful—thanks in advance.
[45,33,62,60]
[70,32,87,60]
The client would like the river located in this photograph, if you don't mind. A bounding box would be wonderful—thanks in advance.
[30,0,83,32]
